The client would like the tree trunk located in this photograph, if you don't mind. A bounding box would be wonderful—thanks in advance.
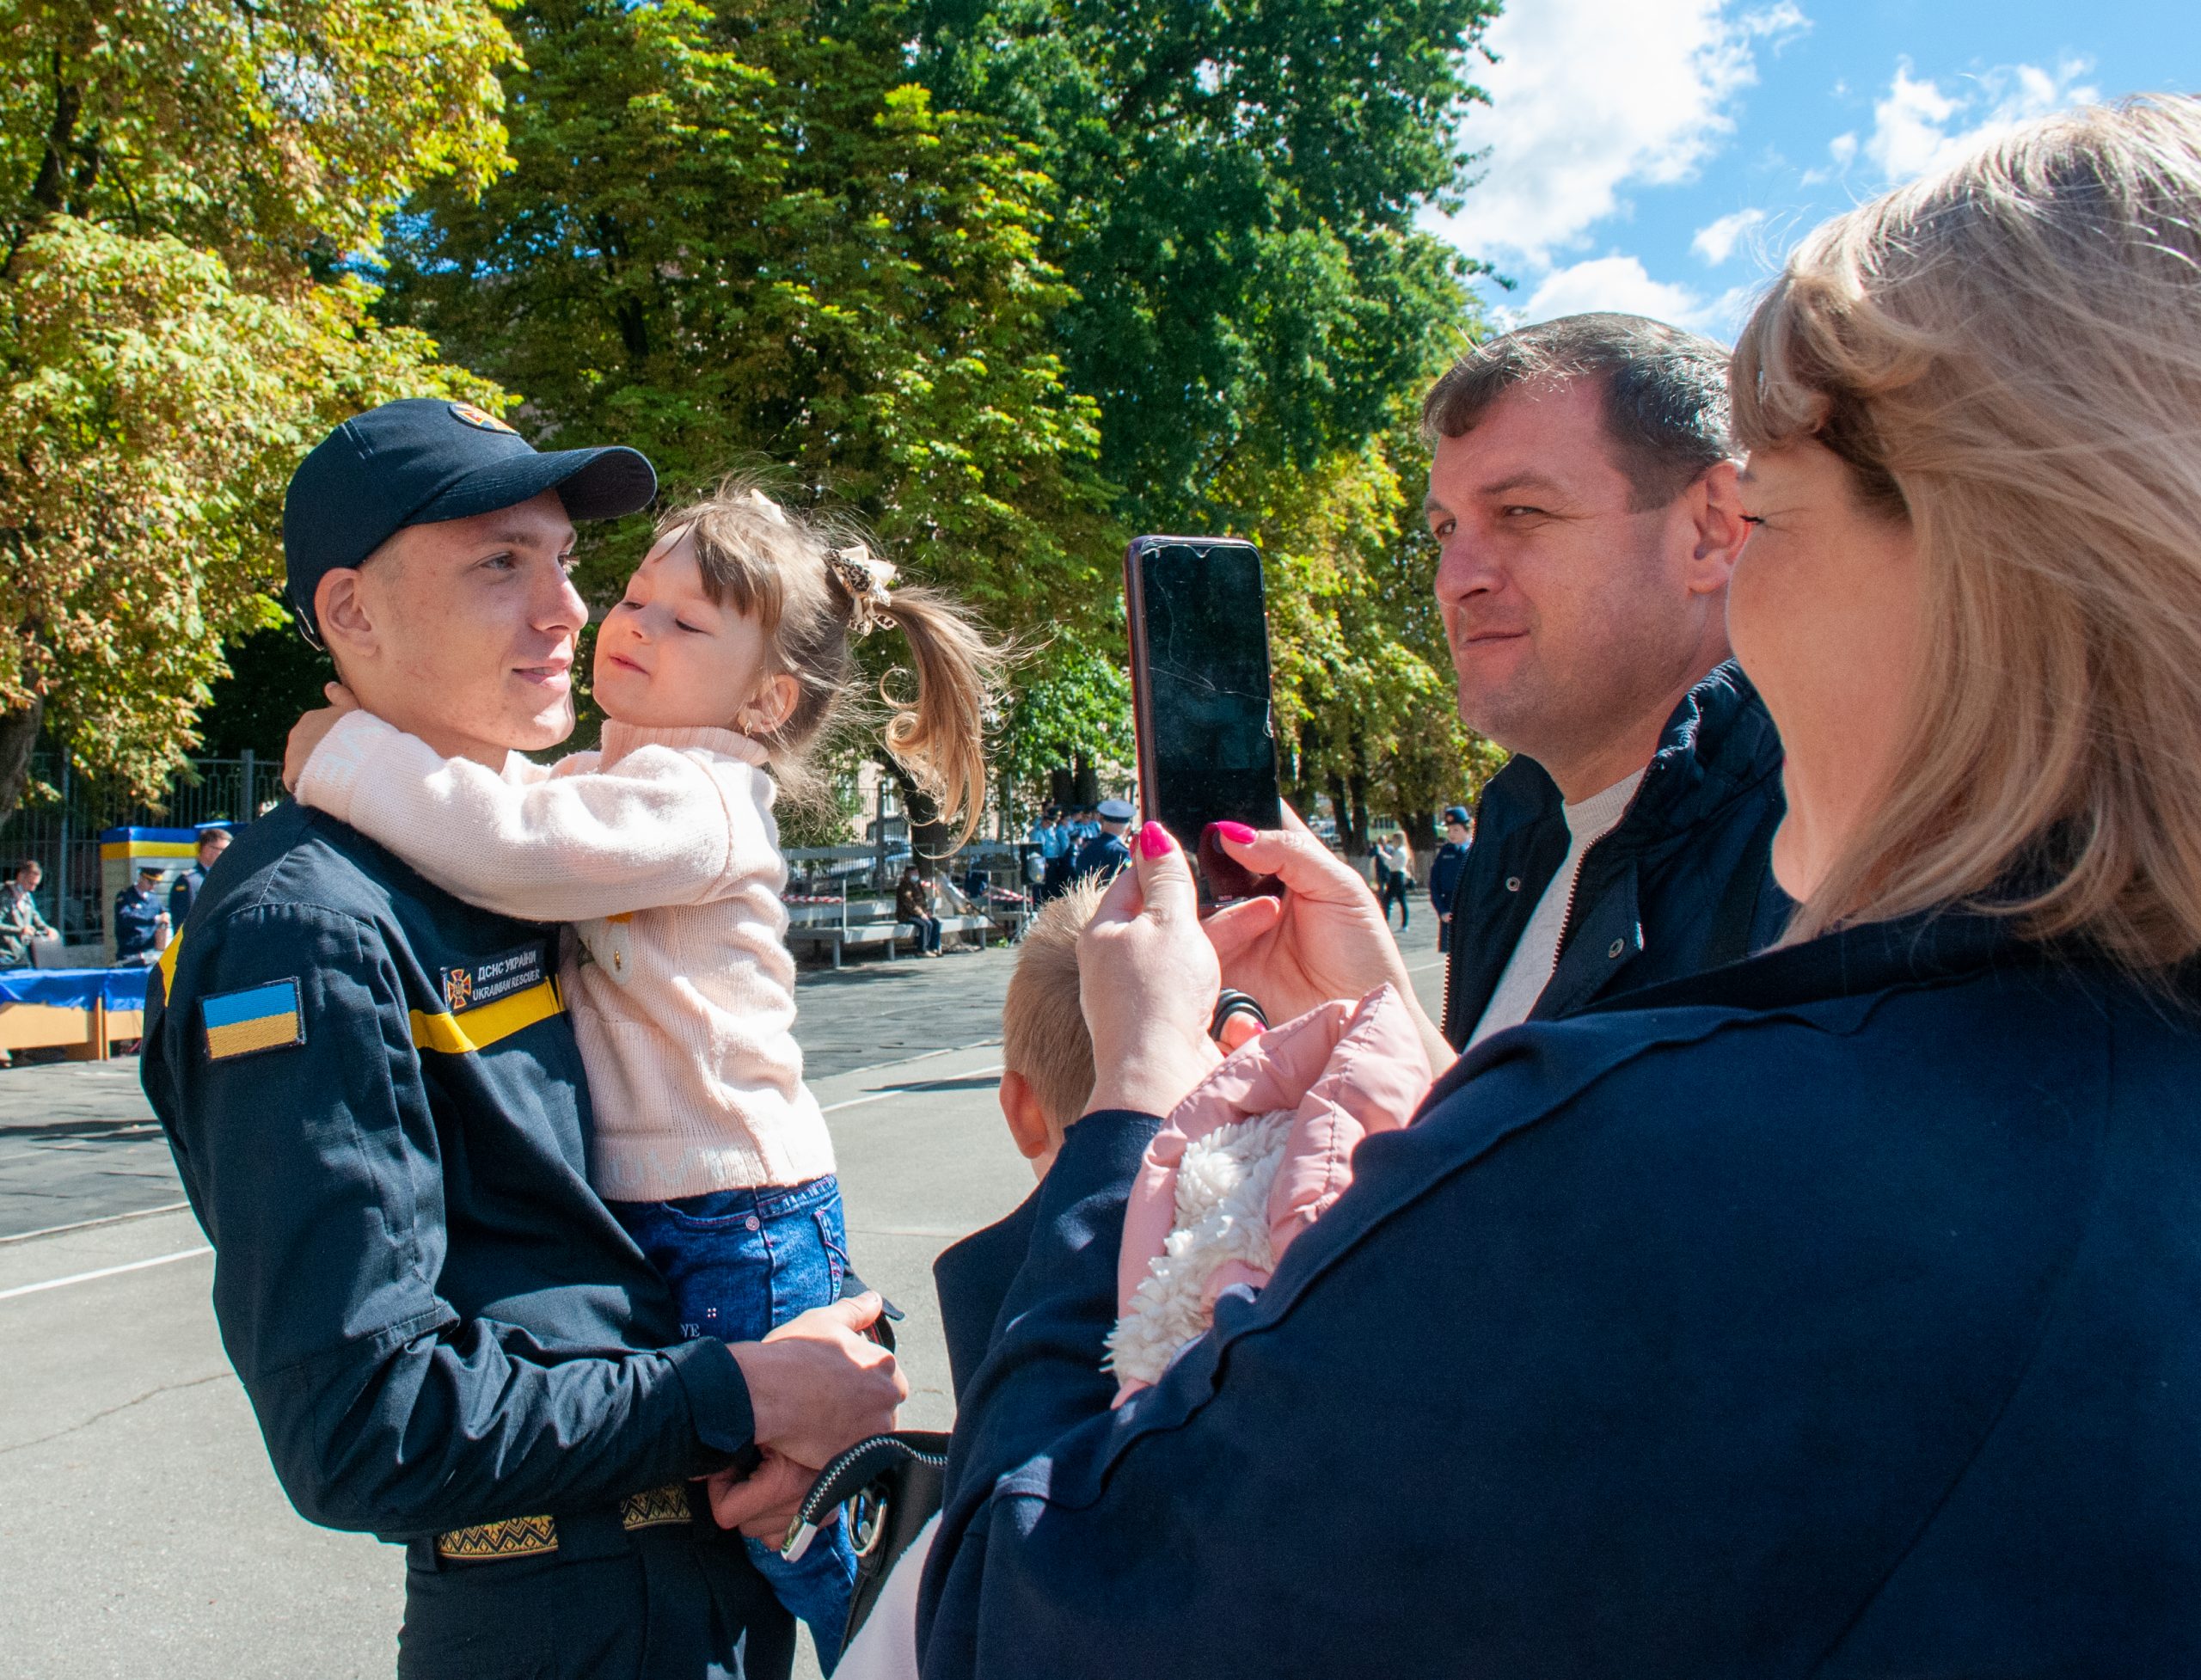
[1070,754,1099,807]
[883,755,953,876]
[0,697,43,828]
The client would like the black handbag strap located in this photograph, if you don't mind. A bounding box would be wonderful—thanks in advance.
[779,1429,953,1653]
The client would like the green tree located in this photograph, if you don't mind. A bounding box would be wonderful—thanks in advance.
[379,0,1115,639]
[910,0,1498,531]
[0,0,514,821]
[1244,408,1505,855]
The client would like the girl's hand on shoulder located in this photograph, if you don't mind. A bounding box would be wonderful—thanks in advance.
[1078,823,1223,1120]
[282,683,360,792]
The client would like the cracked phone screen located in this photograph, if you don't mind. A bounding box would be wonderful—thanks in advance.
[1137,540,1282,892]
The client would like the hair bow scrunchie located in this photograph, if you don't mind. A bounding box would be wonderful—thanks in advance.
[827,543,898,636]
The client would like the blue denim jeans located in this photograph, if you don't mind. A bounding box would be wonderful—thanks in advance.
[610,1176,861,1671]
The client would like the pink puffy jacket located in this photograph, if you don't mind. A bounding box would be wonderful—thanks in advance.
[1109,984,1435,1397]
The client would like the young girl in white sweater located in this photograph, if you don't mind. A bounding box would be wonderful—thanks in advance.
[288,484,997,1671]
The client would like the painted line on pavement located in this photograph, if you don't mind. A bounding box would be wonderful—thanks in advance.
[0,1245,212,1303]
[1403,958,1445,974]
[0,1199,192,1248]
[823,1066,1003,1114]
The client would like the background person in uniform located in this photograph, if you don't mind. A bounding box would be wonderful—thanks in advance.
[919,102,2201,1675]
[1427,806,1472,953]
[140,399,902,1680]
[1069,797,1134,884]
[0,858,56,969]
[1419,314,1787,1051]
[1031,807,1070,902]
[165,825,231,926]
[112,863,169,964]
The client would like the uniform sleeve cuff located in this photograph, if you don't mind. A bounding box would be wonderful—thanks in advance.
[665,1336,757,1462]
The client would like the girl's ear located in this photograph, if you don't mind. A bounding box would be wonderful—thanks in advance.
[738,671,800,736]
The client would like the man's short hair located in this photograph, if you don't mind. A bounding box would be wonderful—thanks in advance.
[1421,313,1736,511]
[197,826,230,846]
[1002,875,1107,1134]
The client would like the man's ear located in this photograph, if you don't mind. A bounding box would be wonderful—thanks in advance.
[997,1070,1058,1164]
[314,567,382,669]
[1683,460,1751,596]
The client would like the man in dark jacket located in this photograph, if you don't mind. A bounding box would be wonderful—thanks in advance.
[1420,314,1786,1047]
[1426,806,1472,953]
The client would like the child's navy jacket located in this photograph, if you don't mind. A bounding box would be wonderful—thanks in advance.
[919,909,2201,1677]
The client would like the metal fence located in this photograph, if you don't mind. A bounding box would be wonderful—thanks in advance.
[0,751,285,941]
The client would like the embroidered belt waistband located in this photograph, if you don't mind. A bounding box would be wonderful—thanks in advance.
[433,1482,692,1562]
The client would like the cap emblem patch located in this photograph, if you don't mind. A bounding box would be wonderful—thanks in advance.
[449,402,518,435]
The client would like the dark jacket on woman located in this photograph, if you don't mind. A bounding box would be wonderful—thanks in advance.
[1442,660,1789,1046]
[918,910,2201,1677]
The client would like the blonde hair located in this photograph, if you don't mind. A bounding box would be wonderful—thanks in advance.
[1732,95,2201,968]
[1001,876,1106,1132]
[657,479,1004,843]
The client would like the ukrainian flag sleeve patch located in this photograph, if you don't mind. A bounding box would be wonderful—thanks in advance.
[202,979,305,1062]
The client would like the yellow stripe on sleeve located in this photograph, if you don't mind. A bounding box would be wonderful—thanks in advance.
[153,929,185,1006]
[410,977,563,1055]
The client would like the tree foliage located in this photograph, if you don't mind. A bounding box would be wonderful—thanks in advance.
[910,0,1498,531]
[379,0,1115,641]
[0,0,514,819]
[910,0,1503,827]
[1242,406,1506,850]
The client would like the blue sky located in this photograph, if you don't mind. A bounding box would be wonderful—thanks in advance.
[1423,0,2199,338]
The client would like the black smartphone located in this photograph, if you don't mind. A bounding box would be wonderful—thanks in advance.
[1124,535,1284,909]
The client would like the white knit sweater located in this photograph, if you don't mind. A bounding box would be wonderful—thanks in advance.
[297,710,833,1199]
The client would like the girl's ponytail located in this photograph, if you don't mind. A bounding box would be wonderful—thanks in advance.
[666,481,1004,843]
[861,577,1002,848]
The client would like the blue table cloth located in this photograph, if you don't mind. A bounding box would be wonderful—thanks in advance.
[0,966,156,1011]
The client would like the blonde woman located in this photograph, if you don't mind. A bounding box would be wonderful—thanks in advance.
[918,98,2201,1676]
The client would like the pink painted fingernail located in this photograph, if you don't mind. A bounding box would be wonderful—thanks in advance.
[1212,821,1257,845]
[1137,822,1174,859]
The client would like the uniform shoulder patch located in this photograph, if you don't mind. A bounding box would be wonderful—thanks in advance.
[202,978,305,1062]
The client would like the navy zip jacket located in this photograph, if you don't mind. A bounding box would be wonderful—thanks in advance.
[1442,660,1788,1046]
[918,910,2201,1677]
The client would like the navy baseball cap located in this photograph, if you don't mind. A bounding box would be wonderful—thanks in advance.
[282,398,657,635]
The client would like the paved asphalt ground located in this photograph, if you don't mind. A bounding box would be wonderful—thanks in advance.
[0,909,1444,1677]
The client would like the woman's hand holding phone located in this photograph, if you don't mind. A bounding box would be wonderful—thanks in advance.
[1203,806,1456,1074]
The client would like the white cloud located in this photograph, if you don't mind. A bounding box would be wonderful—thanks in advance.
[1691,207,1766,266]
[1428,0,1808,272]
[1516,256,1712,328]
[1508,258,1768,341]
[1862,57,2100,183]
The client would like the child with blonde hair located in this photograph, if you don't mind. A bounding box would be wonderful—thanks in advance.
[286,481,999,1671]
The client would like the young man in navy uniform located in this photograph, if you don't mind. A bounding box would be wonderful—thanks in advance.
[142,400,904,1678]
